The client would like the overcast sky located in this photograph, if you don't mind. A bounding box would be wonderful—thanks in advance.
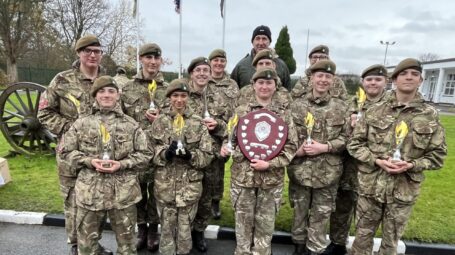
[130,0,455,76]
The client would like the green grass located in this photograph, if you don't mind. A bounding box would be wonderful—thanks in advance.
[0,115,454,243]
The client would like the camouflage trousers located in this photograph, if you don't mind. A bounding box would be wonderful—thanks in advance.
[351,196,413,255]
[60,182,77,245]
[329,188,358,245]
[156,202,198,255]
[230,183,283,255]
[76,205,137,255]
[136,181,159,225]
[193,158,225,231]
[289,181,337,253]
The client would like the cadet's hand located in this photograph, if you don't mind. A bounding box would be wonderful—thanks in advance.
[165,141,178,161]
[96,160,121,174]
[302,140,329,156]
[350,113,358,128]
[91,159,104,169]
[145,109,160,123]
[177,150,192,161]
[250,159,270,171]
[295,143,306,157]
[375,158,403,174]
[203,118,218,131]
[388,160,414,174]
[220,144,231,157]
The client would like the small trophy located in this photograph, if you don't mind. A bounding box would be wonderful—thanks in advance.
[226,113,239,153]
[173,113,186,155]
[203,87,211,120]
[356,87,366,121]
[147,80,158,113]
[392,120,409,162]
[305,112,315,144]
[99,123,112,168]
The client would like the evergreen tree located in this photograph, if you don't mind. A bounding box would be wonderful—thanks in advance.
[275,26,297,74]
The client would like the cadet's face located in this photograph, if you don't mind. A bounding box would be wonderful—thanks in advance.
[393,69,423,94]
[140,54,162,76]
[95,87,119,109]
[309,53,328,65]
[210,57,226,75]
[252,35,270,53]
[256,59,276,70]
[362,75,387,98]
[190,64,211,87]
[311,71,333,95]
[253,78,276,100]
[170,91,188,111]
[78,46,103,69]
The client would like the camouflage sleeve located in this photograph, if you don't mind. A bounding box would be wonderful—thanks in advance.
[150,116,171,167]
[336,78,348,100]
[119,126,153,171]
[290,77,306,100]
[347,112,377,167]
[328,106,349,153]
[37,76,72,137]
[189,125,215,169]
[410,122,447,172]
[268,111,298,169]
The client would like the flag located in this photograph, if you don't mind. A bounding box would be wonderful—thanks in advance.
[174,0,181,14]
[132,0,137,17]
[220,0,225,18]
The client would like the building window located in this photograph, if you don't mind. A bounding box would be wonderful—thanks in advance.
[443,74,455,96]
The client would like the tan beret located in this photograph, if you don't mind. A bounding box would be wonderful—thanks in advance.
[252,49,275,67]
[309,59,336,75]
[252,67,278,83]
[91,76,118,97]
[75,35,100,51]
[209,49,226,61]
[166,78,190,97]
[139,43,162,56]
[309,45,329,58]
[188,57,210,73]
[361,64,388,78]
[391,58,422,79]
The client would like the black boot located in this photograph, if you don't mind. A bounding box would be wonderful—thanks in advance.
[98,245,113,255]
[136,223,148,250]
[147,224,160,252]
[192,230,207,252]
[69,244,77,255]
[212,200,221,220]
[322,242,347,255]
[292,243,307,255]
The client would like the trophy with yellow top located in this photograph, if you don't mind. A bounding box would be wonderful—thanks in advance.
[203,87,211,120]
[147,80,158,114]
[392,120,408,162]
[173,113,186,155]
[99,123,112,168]
[356,87,366,121]
[226,113,239,153]
[305,112,315,144]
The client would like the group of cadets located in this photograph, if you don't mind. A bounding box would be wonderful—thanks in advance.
[37,24,447,255]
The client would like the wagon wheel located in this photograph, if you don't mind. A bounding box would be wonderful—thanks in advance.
[0,82,56,156]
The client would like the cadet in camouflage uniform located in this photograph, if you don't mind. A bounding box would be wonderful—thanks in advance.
[37,35,113,255]
[120,43,169,252]
[220,68,298,255]
[186,57,235,252]
[150,79,214,255]
[59,76,152,255]
[113,66,130,90]
[325,64,389,255]
[291,45,347,100]
[347,58,447,255]
[288,60,348,255]
[231,25,291,90]
[236,49,293,109]
[208,49,240,219]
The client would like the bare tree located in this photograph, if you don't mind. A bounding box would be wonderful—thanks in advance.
[0,0,45,82]
[419,53,440,62]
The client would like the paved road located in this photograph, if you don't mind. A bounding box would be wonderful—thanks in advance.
[0,222,295,255]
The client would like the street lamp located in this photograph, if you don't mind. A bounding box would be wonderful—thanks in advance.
[380,41,396,65]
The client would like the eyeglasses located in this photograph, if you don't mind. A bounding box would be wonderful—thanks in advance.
[81,48,103,56]
[193,67,210,74]
[311,55,328,60]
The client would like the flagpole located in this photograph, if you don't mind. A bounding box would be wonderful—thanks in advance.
[178,2,182,78]
[222,0,226,49]
[304,28,310,69]
[136,0,140,75]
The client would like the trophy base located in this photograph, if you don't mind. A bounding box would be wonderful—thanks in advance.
[101,162,112,168]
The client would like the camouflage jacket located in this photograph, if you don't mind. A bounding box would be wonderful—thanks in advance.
[58,103,152,210]
[228,100,298,189]
[113,74,131,90]
[291,70,347,100]
[236,82,293,109]
[288,92,349,188]
[38,66,102,138]
[151,109,214,207]
[231,48,291,90]
[347,91,447,203]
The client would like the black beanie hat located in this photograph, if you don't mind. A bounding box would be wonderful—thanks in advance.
[251,25,272,43]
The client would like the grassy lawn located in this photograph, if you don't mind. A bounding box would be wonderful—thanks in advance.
[0,115,454,244]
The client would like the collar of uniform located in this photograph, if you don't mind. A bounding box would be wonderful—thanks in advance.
[168,107,192,118]
[210,72,229,85]
[134,70,165,83]
[188,80,209,96]
[74,66,102,82]
[307,91,331,105]
[93,102,124,117]
[388,90,425,109]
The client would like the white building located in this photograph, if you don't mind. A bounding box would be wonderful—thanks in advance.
[387,58,455,104]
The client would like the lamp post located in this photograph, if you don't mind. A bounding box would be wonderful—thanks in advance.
[380,41,396,65]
